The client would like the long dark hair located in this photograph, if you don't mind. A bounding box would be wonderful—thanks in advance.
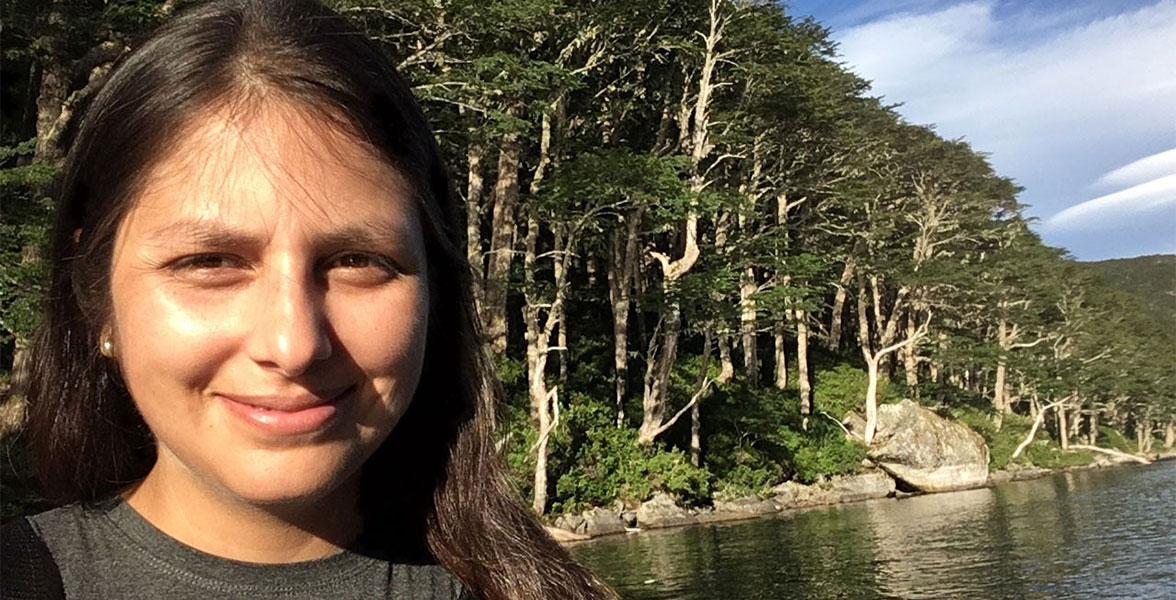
[25,1,614,598]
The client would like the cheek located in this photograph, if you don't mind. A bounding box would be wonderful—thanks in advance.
[112,283,245,397]
[328,288,429,390]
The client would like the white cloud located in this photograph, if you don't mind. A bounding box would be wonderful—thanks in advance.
[1047,174,1176,229]
[836,1,1176,143]
[1095,148,1176,189]
[832,1,1176,257]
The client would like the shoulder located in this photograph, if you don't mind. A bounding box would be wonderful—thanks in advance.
[1,516,67,599]
[23,501,121,561]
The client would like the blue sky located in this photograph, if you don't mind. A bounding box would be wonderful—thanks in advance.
[785,0,1176,261]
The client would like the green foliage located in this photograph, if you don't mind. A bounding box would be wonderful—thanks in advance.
[704,382,865,493]
[1085,255,1176,324]
[949,407,1033,471]
[507,400,711,514]
[1,141,57,344]
[1097,426,1137,454]
[788,431,867,484]
[811,363,895,418]
[1024,443,1095,469]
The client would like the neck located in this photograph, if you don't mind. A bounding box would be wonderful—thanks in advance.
[123,455,363,563]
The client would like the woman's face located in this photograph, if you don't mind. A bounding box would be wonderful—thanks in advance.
[108,101,429,508]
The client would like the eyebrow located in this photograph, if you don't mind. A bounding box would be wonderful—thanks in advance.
[145,220,258,248]
[144,218,417,252]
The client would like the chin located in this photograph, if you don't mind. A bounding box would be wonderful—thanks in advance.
[218,450,364,509]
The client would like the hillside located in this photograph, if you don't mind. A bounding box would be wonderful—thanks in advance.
[1085,255,1176,324]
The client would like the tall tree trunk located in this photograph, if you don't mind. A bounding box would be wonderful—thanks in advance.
[532,388,553,515]
[714,212,736,383]
[827,256,856,350]
[773,321,788,390]
[993,318,1009,418]
[857,276,925,444]
[639,0,726,444]
[33,2,70,165]
[482,114,523,354]
[523,212,546,513]
[465,138,485,305]
[690,330,712,466]
[1058,401,1069,451]
[716,335,735,384]
[639,303,683,443]
[993,371,1008,432]
[795,309,811,416]
[902,309,919,392]
[608,208,642,426]
[740,267,758,386]
[1088,410,1099,445]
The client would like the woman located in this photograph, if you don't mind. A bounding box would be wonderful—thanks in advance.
[0,1,615,598]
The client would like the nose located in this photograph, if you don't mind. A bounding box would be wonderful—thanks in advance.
[246,267,332,377]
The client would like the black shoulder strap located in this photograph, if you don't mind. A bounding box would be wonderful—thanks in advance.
[1,518,66,600]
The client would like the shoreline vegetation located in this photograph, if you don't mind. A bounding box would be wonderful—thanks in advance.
[2,0,1174,536]
[548,447,1175,544]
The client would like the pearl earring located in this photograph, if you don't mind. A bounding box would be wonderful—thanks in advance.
[100,339,114,357]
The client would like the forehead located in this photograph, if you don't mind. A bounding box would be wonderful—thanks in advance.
[125,100,413,233]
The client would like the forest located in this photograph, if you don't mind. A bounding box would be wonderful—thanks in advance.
[2,0,1174,520]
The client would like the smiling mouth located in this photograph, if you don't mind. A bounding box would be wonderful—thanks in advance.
[218,385,353,435]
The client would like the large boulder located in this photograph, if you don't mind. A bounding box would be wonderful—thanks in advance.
[636,493,696,529]
[864,400,990,492]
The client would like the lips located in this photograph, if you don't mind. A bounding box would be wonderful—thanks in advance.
[218,386,351,436]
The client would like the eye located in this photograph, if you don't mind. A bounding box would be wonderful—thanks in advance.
[168,253,250,286]
[173,254,241,270]
[324,252,399,285]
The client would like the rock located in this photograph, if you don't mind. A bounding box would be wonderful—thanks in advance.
[842,411,867,440]
[620,510,637,528]
[545,525,589,542]
[553,513,586,534]
[989,463,1051,484]
[552,507,626,537]
[636,492,697,529]
[770,480,831,508]
[580,507,627,537]
[865,400,990,492]
[825,469,895,503]
[769,469,895,508]
[713,496,779,515]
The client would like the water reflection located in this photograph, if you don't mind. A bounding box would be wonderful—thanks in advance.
[571,461,1176,600]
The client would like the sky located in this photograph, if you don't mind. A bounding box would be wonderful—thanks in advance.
[785,0,1176,261]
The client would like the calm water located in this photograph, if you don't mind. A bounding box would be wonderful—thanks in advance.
[571,460,1176,599]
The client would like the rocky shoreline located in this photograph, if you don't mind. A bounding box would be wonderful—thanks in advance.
[548,400,1172,543]
[548,455,1164,543]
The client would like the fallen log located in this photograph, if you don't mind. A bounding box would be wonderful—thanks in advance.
[1069,444,1152,465]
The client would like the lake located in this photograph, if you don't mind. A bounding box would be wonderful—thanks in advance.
[571,460,1176,599]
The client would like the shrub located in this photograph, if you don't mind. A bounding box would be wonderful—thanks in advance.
[705,381,865,490]
[1097,426,1137,454]
[1024,442,1095,469]
[543,401,711,514]
[811,363,896,419]
[789,431,867,483]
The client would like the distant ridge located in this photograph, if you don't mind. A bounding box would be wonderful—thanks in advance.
[1083,254,1176,324]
